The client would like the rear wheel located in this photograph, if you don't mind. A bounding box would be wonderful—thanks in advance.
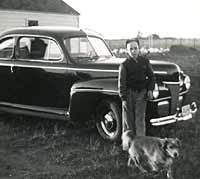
[96,99,122,141]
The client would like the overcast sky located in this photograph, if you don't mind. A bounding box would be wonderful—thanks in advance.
[64,0,200,39]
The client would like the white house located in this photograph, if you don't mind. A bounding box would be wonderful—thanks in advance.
[0,0,79,33]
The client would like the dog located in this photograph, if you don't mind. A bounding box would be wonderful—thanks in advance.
[122,130,181,179]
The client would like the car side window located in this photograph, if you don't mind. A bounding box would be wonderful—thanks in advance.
[46,40,63,61]
[16,37,63,62]
[64,37,96,63]
[0,37,15,59]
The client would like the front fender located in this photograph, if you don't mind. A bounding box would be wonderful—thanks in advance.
[69,78,120,122]
[71,78,119,95]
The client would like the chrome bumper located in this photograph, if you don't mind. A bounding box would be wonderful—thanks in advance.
[150,102,198,126]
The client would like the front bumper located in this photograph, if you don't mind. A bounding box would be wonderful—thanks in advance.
[150,102,198,126]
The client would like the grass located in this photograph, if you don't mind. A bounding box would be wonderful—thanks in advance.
[0,111,199,179]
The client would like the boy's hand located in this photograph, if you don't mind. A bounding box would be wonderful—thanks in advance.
[122,100,128,111]
[147,90,153,100]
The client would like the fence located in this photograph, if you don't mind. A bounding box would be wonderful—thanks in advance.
[106,38,200,50]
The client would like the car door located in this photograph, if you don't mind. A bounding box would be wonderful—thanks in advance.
[13,36,69,113]
[0,37,15,103]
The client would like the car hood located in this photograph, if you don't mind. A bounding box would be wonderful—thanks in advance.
[94,56,180,82]
[95,56,126,64]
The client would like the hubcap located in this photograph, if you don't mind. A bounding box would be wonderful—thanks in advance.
[101,111,116,137]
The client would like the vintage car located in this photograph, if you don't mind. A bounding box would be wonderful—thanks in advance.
[0,26,197,141]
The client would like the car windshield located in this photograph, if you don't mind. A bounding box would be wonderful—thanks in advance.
[64,36,112,63]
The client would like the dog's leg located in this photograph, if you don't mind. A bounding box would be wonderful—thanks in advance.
[138,166,148,173]
[148,160,158,172]
[127,156,132,167]
[128,155,147,173]
[128,156,137,168]
[135,156,148,173]
[138,165,148,173]
[167,166,174,179]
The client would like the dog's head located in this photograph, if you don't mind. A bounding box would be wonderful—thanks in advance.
[121,130,134,151]
[162,138,181,159]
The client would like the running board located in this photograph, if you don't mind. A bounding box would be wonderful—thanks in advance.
[0,102,69,121]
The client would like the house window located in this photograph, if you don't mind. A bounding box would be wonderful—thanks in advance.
[28,20,39,26]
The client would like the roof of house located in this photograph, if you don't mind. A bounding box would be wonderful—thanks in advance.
[0,0,80,15]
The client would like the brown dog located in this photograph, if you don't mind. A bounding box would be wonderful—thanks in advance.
[122,130,181,179]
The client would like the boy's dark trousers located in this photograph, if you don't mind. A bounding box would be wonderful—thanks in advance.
[122,89,147,136]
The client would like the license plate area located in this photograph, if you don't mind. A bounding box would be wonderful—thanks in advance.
[182,105,191,116]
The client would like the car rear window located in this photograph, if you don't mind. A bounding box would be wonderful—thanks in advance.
[0,37,14,59]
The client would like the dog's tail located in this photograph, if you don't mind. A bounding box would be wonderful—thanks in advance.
[122,130,134,151]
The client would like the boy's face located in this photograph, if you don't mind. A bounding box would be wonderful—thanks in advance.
[127,41,139,59]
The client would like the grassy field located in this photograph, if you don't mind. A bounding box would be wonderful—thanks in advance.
[0,111,199,179]
[0,49,199,179]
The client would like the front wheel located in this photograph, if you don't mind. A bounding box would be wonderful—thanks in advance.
[96,99,122,141]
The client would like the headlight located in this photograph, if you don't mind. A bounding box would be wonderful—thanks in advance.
[153,83,159,99]
[184,75,191,90]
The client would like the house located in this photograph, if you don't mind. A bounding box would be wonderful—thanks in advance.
[0,0,80,33]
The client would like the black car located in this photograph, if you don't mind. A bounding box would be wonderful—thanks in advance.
[0,26,197,141]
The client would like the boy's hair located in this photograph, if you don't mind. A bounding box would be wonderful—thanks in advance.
[126,38,140,48]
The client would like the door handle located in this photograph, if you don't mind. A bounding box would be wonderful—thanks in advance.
[10,64,14,73]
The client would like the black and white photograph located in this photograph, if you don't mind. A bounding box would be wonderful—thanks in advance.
[0,0,199,178]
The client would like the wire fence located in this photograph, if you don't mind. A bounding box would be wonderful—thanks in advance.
[106,38,200,50]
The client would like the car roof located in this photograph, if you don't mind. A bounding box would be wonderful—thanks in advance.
[0,26,102,39]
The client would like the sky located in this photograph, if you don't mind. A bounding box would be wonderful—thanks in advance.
[64,0,200,39]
